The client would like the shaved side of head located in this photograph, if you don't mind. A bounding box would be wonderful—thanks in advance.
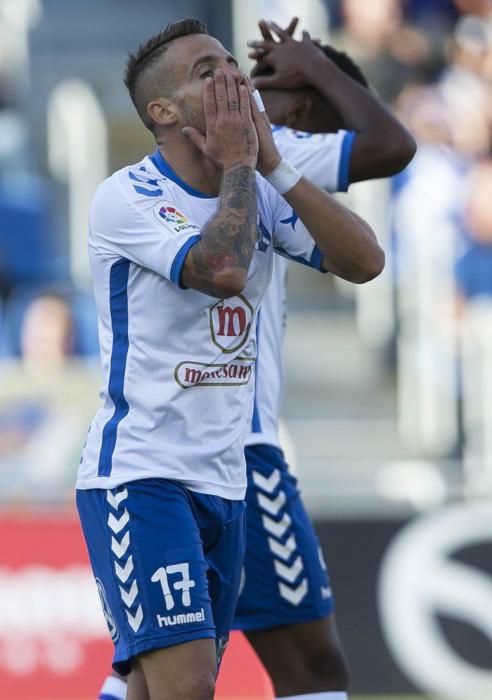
[124,18,209,131]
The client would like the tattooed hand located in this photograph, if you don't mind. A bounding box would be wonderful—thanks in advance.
[183,69,258,171]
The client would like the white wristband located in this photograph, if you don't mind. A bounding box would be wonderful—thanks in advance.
[264,159,302,195]
[252,89,266,113]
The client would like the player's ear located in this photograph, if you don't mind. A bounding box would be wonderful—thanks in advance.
[285,94,313,131]
[147,97,179,127]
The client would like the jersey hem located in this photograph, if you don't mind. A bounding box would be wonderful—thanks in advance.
[76,473,246,500]
[244,432,281,448]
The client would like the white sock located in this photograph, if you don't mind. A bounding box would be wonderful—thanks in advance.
[277,693,348,700]
[99,675,127,700]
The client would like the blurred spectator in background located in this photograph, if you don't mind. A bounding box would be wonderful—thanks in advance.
[384,0,492,459]
[455,158,492,307]
[388,71,479,456]
[335,0,441,100]
[0,290,100,500]
[391,83,468,254]
[440,13,492,135]
[446,12,492,81]
[20,291,75,375]
[405,0,460,29]
[391,6,492,292]
[0,284,99,358]
[453,0,492,16]
[453,157,492,487]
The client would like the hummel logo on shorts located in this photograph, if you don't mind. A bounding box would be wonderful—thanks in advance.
[157,608,206,627]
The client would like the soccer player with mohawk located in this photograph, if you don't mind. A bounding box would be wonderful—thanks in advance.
[78,17,387,700]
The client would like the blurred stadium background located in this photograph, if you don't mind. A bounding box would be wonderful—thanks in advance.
[1,0,492,698]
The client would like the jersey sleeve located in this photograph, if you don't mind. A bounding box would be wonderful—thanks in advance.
[88,172,202,288]
[272,126,356,193]
[260,179,325,272]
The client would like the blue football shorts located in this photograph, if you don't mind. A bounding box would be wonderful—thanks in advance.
[76,478,245,675]
[233,444,333,631]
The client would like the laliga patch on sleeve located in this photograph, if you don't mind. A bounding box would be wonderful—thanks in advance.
[154,201,201,235]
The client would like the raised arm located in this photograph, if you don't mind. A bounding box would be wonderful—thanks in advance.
[282,177,384,282]
[249,22,416,181]
[181,71,258,298]
[252,87,385,283]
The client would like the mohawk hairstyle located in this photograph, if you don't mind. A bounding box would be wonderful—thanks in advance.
[124,18,209,131]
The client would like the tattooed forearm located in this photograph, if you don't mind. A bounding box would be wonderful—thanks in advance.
[207,166,257,272]
[182,165,257,297]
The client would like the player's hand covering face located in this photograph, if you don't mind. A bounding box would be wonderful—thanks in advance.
[248,19,324,91]
[182,69,259,171]
[241,75,282,176]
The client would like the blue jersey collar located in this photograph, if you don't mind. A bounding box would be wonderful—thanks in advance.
[149,149,216,199]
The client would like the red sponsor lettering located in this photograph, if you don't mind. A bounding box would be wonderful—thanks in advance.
[176,361,253,388]
[238,366,250,379]
[217,306,247,337]
[184,368,202,384]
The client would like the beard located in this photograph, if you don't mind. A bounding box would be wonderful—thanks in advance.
[177,98,206,135]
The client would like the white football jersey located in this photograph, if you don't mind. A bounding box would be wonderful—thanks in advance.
[76,150,325,499]
[245,128,355,448]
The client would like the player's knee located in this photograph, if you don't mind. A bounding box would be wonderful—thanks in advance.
[170,670,215,700]
[271,645,349,696]
[305,646,350,690]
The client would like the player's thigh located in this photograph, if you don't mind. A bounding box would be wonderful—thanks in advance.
[132,638,216,700]
[193,493,246,665]
[245,614,348,687]
[127,663,150,700]
[234,445,333,631]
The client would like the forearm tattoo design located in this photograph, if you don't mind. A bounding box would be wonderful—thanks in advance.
[185,165,257,297]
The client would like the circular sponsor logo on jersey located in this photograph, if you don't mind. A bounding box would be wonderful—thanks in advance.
[95,577,119,642]
[158,205,187,225]
[209,294,254,354]
[153,201,200,235]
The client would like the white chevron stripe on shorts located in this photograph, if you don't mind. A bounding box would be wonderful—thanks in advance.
[106,487,144,633]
